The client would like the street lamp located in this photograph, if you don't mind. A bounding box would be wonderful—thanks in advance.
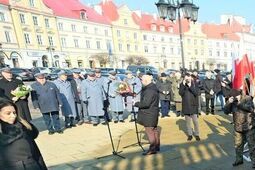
[0,43,9,68]
[46,46,55,67]
[156,0,199,69]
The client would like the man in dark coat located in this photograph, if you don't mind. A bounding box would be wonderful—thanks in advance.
[69,69,85,125]
[202,71,216,115]
[31,73,63,135]
[0,67,31,121]
[156,72,173,117]
[179,73,200,141]
[224,89,255,168]
[135,72,160,155]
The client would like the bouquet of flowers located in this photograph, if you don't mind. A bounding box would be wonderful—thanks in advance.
[116,81,131,94]
[11,85,32,98]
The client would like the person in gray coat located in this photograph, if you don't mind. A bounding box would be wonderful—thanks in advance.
[54,70,77,128]
[81,71,106,126]
[123,70,142,122]
[107,70,125,123]
[31,73,63,135]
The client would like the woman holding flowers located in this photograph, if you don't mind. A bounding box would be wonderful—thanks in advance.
[0,68,31,122]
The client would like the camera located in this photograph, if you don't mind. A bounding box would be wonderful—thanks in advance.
[185,79,190,84]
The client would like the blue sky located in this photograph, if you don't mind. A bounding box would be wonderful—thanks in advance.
[82,0,255,24]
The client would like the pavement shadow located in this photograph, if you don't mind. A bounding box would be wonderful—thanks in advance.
[176,118,187,136]
[46,116,253,170]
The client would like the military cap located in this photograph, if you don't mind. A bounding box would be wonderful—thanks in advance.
[57,70,67,76]
[87,70,96,76]
[0,67,11,73]
[34,73,46,78]
[161,72,167,77]
[108,70,117,76]
[72,68,81,74]
[95,68,101,73]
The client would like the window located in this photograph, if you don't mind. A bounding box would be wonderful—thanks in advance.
[32,16,38,26]
[127,44,130,52]
[106,40,111,51]
[74,39,79,48]
[161,37,164,42]
[61,37,66,47]
[83,26,87,33]
[201,40,204,45]
[37,35,42,45]
[20,14,25,24]
[143,35,147,41]
[187,39,191,44]
[195,49,198,55]
[86,40,90,48]
[153,46,157,53]
[209,50,212,56]
[159,26,165,32]
[151,24,156,31]
[216,42,220,47]
[5,31,11,43]
[24,33,30,44]
[169,38,173,43]
[48,36,54,46]
[71,24,76,32]
[168,27,173,33]
[94,27,98,34]
[162,47,165,54]
[135,45,138,52]
[125,32,129,39]
[117,30,121,37]
[29,0,35,7]
[96,41,101,49]
[124,19,128,25]
[194,39,197,45]
[104,30,108,36]
[201,49,204,56]
[224,51,228,57]
[45,18,49,28]
[170,48,174,54]
[152,36,156,41]
[58,23,63,31]
[134,33,137,39]
[217,51,220,57]
[80,11,87,20]
[144,46,148,53]
[224,43,227,48]
[0,12,5,22]
[118,43,122,51]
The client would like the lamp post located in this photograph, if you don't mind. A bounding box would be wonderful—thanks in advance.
[46,46,55,67]
[155,0,199,69]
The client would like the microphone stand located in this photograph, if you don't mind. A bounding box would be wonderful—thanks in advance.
[123,83,145,152]
[97,79,125,159]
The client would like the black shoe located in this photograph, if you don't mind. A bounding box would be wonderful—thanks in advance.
[205,112,209,115]
[119,120,125,123]
[101,122,107,125]
[77,120,84,125]
[56,130,64,134]
[93,124,98,127]
[114,120,118,123]
[252,164,255,168]
[48,131,55,135]
[161,116,165,118]
[156,146,160,152]
[107,119,112,122]
[165,115,170,117]
[187,136,193,141]
[129,119,135,122]
[142,150,157,156]
[232,161,243,167]
[195,136,200,141]
[65,124,72,128]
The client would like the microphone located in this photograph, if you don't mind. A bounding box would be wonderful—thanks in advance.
[107,80,112,84]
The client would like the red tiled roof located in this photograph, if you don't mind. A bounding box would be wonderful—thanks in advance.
[202,23,240,41]
[0,0,9,5]
[132,12,190,34]
[99,0,119,21]
[43,0,110,25]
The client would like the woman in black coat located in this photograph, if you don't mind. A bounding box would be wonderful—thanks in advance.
[0,99,47,170]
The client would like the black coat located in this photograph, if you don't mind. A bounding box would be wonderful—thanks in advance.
[0,78,31,121]
[135,83,159,127]
[0,121,47,170]
[224,96,255,132]
[179,81,199,115]
[202,78,216,99]
[156,79,173,101]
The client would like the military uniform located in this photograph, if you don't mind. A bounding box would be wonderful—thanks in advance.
[224,93,255,168]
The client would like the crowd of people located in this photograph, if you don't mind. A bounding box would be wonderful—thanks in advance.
[0,66,255,169]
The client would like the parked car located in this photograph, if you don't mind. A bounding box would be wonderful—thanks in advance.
[70,68,91,76]
[10,68,34,81]
[48,69,73,80]
[127,65,158,80]
[164,69,177,75]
